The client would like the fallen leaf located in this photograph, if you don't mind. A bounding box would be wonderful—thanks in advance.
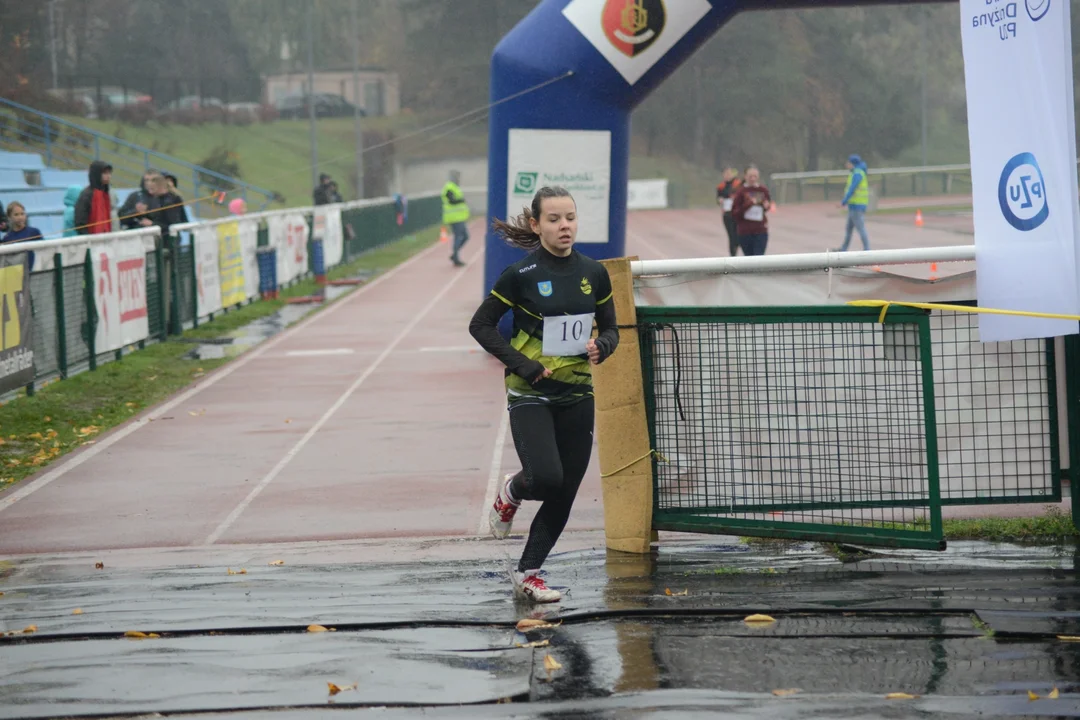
[43,416,50,422]
[328,682,343,696]
[516,618,561,632]
[27,432,42,440]
[772,689,800,697]
[1058,635,1080,641]
[886,692,918,700]
[1050,688,1060,699]
[1028,690,1040,701]
[226,568,247,575]
[189,411,199,417]
[148,633,160,638]
[284,419,292,424]
[22,625,37,634]
[125,402,136,408]
[744,614,776,625]
[543,653,562,680]
[94,562,104,569]
[125,631,148,638]
[197,368,204,372]
[268,560,285,566]
[514,639,550,649]
[664,588,689,596]
[308,624,329,633]
[0,592,4,596]
[72,608,83,615]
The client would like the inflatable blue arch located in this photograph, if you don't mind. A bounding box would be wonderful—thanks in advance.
[485,0,944,301]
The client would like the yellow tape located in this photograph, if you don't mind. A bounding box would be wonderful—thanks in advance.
[600,449,668,478]
[848,299,1080,324]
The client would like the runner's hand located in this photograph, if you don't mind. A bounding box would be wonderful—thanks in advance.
[586,339,601,365]
[532,367,552,384]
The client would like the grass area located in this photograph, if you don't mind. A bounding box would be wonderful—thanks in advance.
[941,507,1078,544]
[0,226,439,493]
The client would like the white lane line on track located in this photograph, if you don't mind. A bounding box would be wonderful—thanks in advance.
[0,240,446,516]
[626,227,670,260]
[477,407,510,537]
[203,252,480,545]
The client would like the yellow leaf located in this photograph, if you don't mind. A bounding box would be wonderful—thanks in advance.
[148,633,160,638]
[514,639,550,649]
[1028,690,1040,701]
[886,692,918,700]
[772,689,800,696]
[7,434,13,439]
[27,432,42,440]
[744,614,776,624]
[125,631,148,638]
[516,618,561,632]
[1050,688,1060,699]
[268,560,285,566]
[1058,635,1080,641]
[147,375,158,381]
[72,608,83,615]
[0,438,6,445]
[226,568,247,575]
[189,411,199,417]
[308,624,329,633]
[284,419,292,424]
[22,625,37,634]
[328,682,342,696]
[43,416,50,422]
[543,654,562,673]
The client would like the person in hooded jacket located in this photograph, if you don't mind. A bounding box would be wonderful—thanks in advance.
[837,154,871,251]
[74,160,113,235]
[62,185,82,237]
[119,171,156,230]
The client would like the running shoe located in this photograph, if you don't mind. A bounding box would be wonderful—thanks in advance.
[509,569,562,603]
[489,474,520,539]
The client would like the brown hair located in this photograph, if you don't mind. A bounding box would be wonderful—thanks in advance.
[6,201,25,217]
[491,186,575,251]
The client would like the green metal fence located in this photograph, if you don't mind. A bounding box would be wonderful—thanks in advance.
[17,191,444,395]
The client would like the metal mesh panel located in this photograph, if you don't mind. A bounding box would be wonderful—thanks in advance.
[145,251,163,340]
[29,270,58,379]
[63,264,90,367]
[930,308,1057,504]
[641,306,942,550]
[176,246,194,327]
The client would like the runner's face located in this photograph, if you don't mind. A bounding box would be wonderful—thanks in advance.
[746,169,760,186]
[531,196,577,256]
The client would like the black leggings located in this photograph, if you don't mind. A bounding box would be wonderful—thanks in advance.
[507,398,595,573]
[723,213,739,256]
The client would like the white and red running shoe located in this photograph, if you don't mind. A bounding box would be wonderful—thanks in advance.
[510,569,562,603]
[489,474,520,539]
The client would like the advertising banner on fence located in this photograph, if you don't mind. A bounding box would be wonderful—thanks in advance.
[0,252,34,393]
[314,208,344,268]
[507,129,611,243]
[268,213,309,285]
[628,179,669,210]
[92,236,149,353]
[961,0,1080,341]
[194,225,222,318]
[239,219,260,302]
[217,221,247,308]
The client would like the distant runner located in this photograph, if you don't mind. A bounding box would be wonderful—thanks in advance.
[716,168,743,256]
[468,186,620,604]
[731,165,772,256]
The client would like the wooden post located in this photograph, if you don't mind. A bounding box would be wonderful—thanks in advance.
[593,256,654,554]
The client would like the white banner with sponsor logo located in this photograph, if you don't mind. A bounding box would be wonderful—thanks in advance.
[508,129,611,244]
[268,213,309,285]
[240,219,260,301]
[961,0,1080,341]
[628,179,668,210]
[313,208,344,268]
[92,235,150,352]
[194,225,222,318]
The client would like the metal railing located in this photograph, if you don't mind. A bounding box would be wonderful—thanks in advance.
[770,163,974,205]
[0,97,277,213]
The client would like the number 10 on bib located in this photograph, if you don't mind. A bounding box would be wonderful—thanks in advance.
[542,313,594,356]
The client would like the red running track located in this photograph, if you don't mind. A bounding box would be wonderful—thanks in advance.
[0,206,973,554]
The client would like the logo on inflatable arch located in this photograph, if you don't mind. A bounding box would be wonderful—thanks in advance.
[1026,0,1051,21]
[998,152,1049,232]
[602,0,665,57]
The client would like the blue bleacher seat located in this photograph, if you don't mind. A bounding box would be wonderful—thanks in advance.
[40,169,87,189]
[26,214,65,241]
[16,189,66,215]
[0,169,30,192]
[0,151,45,172]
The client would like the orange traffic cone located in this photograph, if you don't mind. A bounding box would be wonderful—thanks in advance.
[915,209,924,227]
[439,226,450,244]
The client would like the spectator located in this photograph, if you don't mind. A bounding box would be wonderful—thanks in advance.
[837,153,871,251]
[63,184,82,237]
[145,173,187,237]
[119,171,156,230]
[0,200,7,234]
[715,167,743,256]
[3,202,42,243]
[160,172,189,225]
[313,173,342,205]
[74,160,113,234]
[443,169,469,267]
[327,180,343,204]
[731,165,772,257]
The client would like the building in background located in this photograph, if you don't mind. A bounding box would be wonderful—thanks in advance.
[262,68,400,117]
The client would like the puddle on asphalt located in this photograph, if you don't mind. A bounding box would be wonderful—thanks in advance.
[183,281,364,360]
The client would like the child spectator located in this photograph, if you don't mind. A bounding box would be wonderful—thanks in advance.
[3,201,42,269]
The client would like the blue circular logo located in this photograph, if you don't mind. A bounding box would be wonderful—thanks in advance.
[1026,0,1051,21]
[998,152,1049,232]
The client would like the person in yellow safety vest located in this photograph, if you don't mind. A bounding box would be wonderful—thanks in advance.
[837,153,870,251]
[443,170,470,267]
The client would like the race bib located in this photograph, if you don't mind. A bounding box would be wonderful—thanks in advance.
[543,313,594,357]
[722,198,734,212]
[745,205,764,222]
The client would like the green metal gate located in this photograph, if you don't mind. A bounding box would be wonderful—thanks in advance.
[638,305,945,550]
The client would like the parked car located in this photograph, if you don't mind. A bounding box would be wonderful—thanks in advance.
[275,93,365,119]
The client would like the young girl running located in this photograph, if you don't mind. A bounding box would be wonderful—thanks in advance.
[468,186,619,603]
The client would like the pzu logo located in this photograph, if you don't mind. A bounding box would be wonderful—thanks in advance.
[998,152,1049,232]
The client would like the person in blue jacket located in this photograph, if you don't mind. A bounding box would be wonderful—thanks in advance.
[837,154,870,251]
[63,184,83,237]
[3,202,42,270]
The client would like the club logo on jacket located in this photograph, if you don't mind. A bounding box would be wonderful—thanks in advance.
[538,281,553,297]
[580,277,593,295]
